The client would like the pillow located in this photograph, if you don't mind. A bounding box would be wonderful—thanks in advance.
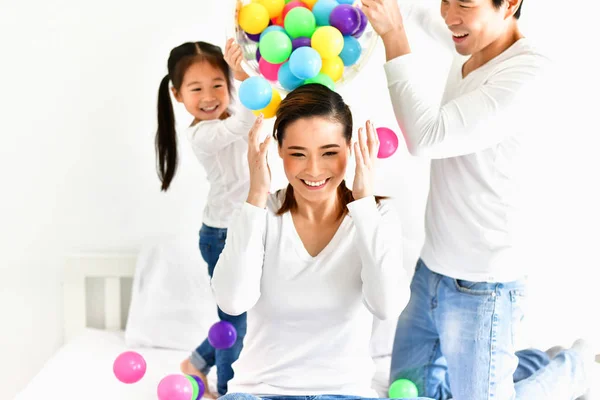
[125,234,218,351]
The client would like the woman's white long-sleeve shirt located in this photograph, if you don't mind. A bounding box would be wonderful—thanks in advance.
[211,191,409,396]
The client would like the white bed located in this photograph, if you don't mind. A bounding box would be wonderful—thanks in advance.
[15,251,394,400]
[17,248,597,400]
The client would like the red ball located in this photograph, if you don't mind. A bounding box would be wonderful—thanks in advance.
[282,0,310,21]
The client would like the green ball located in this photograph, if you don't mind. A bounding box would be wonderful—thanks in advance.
[185,375,199,400]
[284,7,316,39]
[389,379,418,399]
[259,31,292,64]
[304,73,335,91]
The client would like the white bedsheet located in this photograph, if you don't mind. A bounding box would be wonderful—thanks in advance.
[16,329,393,400]
[16,329,215,400]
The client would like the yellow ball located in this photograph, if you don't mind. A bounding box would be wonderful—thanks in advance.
[239,3,270,35]
[311,26,344,59]
[320,56,344,82]
[257,0,285,19]
[253,88,282,119]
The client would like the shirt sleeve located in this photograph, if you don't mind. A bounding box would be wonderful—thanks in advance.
[384,52,551,158]
[347,197,409,320]
[187,105,255,155]
[211,202,267,316]
[402,2,454,50]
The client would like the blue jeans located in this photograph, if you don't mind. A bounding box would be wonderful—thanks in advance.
[219,394,433,400]
[390,259,588,400]
[191,224,247,395]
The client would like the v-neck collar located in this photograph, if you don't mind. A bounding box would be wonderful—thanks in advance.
[284,211,350,261]
[460,37,527,80]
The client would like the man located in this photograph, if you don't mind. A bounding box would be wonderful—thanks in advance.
[361,0,596,398]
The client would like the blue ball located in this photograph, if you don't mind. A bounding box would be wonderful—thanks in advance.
[278,62,305,91]
[312,0,339,26]
[336,0,355,4]
[289,47,322,80]
[260,25,288,40]
[339,35,362,66]
[239,76,273,110]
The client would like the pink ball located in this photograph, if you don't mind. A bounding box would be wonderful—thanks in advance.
[259,58,283,81]
[157,374,194,400]
[376,127,399,159]
[113,351,146,384]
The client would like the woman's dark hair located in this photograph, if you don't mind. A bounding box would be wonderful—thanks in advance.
[273,84,385,218]
[155,41,233,191]
[492,0,523,19]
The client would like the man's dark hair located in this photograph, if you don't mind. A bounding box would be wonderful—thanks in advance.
[492,0,523,19]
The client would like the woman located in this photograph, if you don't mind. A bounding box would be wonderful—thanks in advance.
[211,84,432,400]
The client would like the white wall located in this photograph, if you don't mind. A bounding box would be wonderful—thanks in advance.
[1,0,598,398]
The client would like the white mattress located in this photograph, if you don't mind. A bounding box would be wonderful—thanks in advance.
[16,329,392,400]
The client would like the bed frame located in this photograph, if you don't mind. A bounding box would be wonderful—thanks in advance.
[63,253,137,342]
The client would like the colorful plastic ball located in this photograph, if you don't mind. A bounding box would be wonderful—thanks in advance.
[320,56,344,82]
[239,3,270,34]
[260,25,288,40]
[208,321,238,349]
[376,127,399,159]
[259,31,292,64]
[188,375,206,399]
[157,374,194,400]
[292,36,311,51]
[252,88,282,119]
[339,35,361,66]
[239,76,273,110]
[389,378,418,398]
[300,0,318,8]
[311,26,344,59]
[257,0,286,18]
[329,4,361,35]
[312,0,339,26]
[256,47,262,61]
[337,0,355,4]
[278,62,305,91]
[185,375,200,400]
[113,351,146,384]
[272,14,285,26]
[289,46,322,79]
[284,7,316,39]
[282,0,310,20]
[304,73,335,91]
[352,7,368,38]
[259,58,283,81]
[247,32,261,42]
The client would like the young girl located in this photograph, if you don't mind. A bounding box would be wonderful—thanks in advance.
[210,84,428,400]
[155,38,253,398]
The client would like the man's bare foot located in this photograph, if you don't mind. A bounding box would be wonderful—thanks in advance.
[180,358,218,399]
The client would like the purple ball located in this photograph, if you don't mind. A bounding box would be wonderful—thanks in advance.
[329,4,361,36]
[292,37,311,51]
[208,321,237,349]
[256,47,261,61]
[352,8,368,38]
[247,32,261,42]
[190,375,206,400]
